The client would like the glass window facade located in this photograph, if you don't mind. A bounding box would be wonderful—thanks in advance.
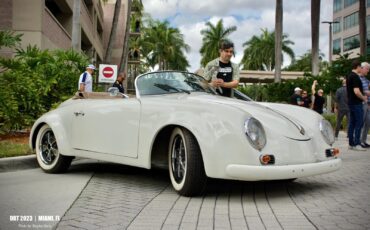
[367,15,370,53]
[334,0,342,12]
[333,39,341,55]
[344,0,358,8]
[367,0,370,7]
[333,17,342,34]
[344,12,359,30]
[343,35,360,51]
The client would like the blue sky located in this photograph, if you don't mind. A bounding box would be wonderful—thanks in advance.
[141,0,333,71]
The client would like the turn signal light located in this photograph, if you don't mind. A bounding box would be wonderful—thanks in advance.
[260,154,275,165]
[325,148,340,157]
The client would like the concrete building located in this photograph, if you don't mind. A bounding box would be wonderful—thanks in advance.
[332,0,370,60]
[0,0,129,67]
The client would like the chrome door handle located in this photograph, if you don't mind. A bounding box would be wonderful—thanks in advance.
[74,111,85,116]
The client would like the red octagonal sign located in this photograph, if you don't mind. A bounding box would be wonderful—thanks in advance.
[102,66,114,78]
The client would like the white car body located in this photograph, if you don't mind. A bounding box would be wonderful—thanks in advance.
[30,71,341,196]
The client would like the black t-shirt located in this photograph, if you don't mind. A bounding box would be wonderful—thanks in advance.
[313,93,325,114]
[112,81,124,93]
[302,96,312,108]
[346,71,363,105]
[290,94,303,105]
[217,61,233,97]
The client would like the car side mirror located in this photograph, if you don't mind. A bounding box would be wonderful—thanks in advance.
[107,87,119,96]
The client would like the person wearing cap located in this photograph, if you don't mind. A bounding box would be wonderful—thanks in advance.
[78,64,96,92]
[311,80,325,114]
[203,40,240,97]
[290,87,304,106]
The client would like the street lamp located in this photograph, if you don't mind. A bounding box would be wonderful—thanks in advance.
[322,21,340,65]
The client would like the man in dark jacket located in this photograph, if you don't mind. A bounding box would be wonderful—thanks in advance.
[334,79,350,138]
[112,72,126,93]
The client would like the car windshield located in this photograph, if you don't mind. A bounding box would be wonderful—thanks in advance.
[136,71,216,96]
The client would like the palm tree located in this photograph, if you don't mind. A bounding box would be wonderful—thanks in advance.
[104,0,122,63]
[241,28,295,71]
[141,20,190,70]
[199,19,237,67]
[275,0,283,83]
[311,0,320,75]
[359,0,367,56]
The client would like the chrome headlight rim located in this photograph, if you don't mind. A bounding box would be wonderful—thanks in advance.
[244,117,266,151]
[319,119,335,145]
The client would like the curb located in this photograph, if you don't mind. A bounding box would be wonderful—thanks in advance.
[0,155,38,173]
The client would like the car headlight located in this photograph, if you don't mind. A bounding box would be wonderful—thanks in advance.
[244,117,266,151]
[320,119,335,145]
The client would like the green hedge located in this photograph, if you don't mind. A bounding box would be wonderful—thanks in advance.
[0,46,88,133]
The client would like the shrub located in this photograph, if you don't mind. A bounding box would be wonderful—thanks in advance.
[0,46,88,132]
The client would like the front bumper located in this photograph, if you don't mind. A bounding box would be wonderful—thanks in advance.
[225,158,342,181]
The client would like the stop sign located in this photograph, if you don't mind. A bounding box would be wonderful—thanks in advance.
[102,66,114,78]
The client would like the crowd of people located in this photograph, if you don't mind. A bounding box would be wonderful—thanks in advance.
[290,80,325,114]
[291,60,370,151]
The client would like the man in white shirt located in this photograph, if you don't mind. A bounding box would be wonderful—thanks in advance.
[78,64,95,92]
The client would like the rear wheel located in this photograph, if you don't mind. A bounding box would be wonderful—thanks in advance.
[35,124,72,173]
[169,127,207,196]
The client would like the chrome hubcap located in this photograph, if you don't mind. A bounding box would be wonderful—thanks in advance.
[39,130,58,165]
[171,135,186,183]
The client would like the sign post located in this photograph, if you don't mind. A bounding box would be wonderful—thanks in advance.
[98,64,117,83]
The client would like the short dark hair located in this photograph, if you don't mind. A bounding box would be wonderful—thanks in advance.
[219,40,234,50]
[352,60,361,70]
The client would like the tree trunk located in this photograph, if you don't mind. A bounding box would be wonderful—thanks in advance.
[311,0,320,76]
[72,0,81,50]
[104,0,122,64]
[119,0,132,73]
[274,0,283,83]
[359,0,367,56]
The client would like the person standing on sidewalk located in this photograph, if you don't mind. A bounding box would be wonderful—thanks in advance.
[112,72,126,94]
[359,62,370,148]
[311,80,325,114]
[78,64,96,92]
[290,87,304,106]
[346,60,367,151]
[334,79,350,138]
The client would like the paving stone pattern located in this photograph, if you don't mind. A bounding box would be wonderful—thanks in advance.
[57,134,370,230]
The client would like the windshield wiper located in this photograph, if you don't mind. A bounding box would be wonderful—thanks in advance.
[154,83,191,94]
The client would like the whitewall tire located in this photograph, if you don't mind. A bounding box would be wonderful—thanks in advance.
[35,124,72,173]
[169,127,207,196]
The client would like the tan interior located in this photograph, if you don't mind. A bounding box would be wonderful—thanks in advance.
[72,92,135,100]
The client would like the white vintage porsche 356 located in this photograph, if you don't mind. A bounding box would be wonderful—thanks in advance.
[30,71,341,196]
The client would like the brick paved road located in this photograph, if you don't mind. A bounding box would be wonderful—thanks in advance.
[56,133,370,230]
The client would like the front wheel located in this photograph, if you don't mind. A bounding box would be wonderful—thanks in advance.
[35,124,72,173]
[169,127,207,196]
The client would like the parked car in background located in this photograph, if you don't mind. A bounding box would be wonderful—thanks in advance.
[30,71,341,196]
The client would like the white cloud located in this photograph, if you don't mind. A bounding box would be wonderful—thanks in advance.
[141,0,333,72]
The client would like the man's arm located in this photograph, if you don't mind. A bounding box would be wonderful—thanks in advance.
[311,80,317,95]
[79,83,85,92]
[221,79,239,88]
[354,87,367,101]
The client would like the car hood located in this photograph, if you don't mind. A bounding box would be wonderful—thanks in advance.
[189,94,309,140]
